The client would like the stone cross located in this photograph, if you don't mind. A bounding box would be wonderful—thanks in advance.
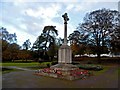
[62,13,69,45]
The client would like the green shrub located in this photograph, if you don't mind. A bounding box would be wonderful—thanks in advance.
[51,61,58,65]
[78,64,103,71]
[47,63,50,67]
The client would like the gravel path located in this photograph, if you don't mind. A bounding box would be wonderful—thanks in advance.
[2,65,118,88]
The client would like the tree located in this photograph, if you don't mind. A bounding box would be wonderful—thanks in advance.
[77,8,119,61]
[7,33,17,44]
[68,30,87,56]
[0,27,17,43]
[43,26,58,51]
[47,42,57,61]
[110,25,120,55]
[32,34,46,60]
[32,34,46,51]
[17,50,31,61]
[68,31,82,44]
[8,43,20,61]
[2,40,9,52]
[56,37,63,46]
[2,43,20,61]
[70,43,80,56]
[32,26,58,60]
[0,27,8,40]
[22,39,31,50]
[1,27,19,61]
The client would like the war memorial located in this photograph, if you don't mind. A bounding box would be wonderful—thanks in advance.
[35,13,91,80]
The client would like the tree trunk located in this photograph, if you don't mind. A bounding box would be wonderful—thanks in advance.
[97,52,101,63]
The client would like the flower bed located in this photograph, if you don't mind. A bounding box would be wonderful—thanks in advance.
[70,68,92,79]
[35,68,92,80]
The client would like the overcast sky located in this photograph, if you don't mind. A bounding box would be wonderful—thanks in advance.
[1,0,119,46]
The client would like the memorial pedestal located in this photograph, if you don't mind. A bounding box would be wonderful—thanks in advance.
[58,45,72,64]
[48,44,79,80]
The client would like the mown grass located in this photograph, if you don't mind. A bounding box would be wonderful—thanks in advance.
[0,63,2,66]
[1,62,52,67]
[1,62,39,67]
[92,66,110,76]
[76,63,109,76]
[1,62,52,73]
[118,67,120,75]
[2,68,23,74]
[13,60,35,62]
[1,62,52,71]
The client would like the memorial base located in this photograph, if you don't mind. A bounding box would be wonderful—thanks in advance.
[58,45,72,63]
[35,64,91,80]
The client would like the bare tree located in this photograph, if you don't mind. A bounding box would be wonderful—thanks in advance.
[77,8,119,61]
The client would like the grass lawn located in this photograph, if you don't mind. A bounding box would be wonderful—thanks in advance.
[92,66,109,76]
[1,62,52,71]
[1,62,39,67]
[1,62,52,73]
[1,62,52,67]
[0,63,2,66]
[118,67,120,75]
[2,68,23,74]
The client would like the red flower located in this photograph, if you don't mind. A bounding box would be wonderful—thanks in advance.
[57,70,62,75]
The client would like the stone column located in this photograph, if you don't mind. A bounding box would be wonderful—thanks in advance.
[62,13,69,45]
[118,1,120,12]
[58,13,72,64]
[118,1,120,26]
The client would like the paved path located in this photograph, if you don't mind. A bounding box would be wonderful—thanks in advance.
[2,65,119,88]
[2,66,35,71]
